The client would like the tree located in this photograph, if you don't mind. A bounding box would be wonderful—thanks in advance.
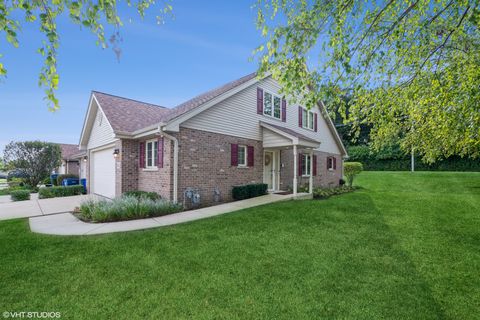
[3,141,61,188]
[255,0,480,163]
[0,0,172,110]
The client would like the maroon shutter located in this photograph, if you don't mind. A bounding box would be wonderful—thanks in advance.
[298,154,303,176]
[257,88,264,115]
[327,157,330,170]
[314,113,318,132]
[313,155,317,176]
[333,157,337,170]
[298,106,303,127]
[231,144,238,166]
[157,137,164,168]
[281,98,287,122]
[139,142,145,168]
[247,146,254,167]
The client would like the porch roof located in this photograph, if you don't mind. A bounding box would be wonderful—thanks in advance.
[260,121,321,149]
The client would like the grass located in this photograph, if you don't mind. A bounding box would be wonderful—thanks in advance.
[0,172,479,319]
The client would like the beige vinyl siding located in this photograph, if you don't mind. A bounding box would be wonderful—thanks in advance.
[181,76,341,155]
[87,104,116,150]
[262,129,292,148]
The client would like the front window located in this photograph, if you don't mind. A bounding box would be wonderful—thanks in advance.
[238,145,247,166]
[301,154,312,176]
[145,139,158,168]
[302,108,314,130]
[263,91,282,120]
[327,157,335,170]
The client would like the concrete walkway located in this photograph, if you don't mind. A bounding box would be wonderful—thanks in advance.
[0,195,99,221]
[29,193,312,236]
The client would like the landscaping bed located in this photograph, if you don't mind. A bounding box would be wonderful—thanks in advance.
[75,195,183,223]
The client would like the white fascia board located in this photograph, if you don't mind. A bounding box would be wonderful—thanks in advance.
[317,100,348,156]
[79,94,96,149]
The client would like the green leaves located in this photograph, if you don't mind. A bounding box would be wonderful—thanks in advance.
[256,0,480,162]
[0,0,173,111]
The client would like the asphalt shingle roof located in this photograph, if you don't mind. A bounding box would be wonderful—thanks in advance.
[59,143,80,160]
[92,72,257,134]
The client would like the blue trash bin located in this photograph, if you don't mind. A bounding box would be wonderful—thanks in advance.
[80,178,87,193]
[50,174,59,185]
[62,178,80,186]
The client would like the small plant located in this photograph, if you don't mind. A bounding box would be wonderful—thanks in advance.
[123,191,161,201]
[76,196,183,223]
[38,185,84,199]
[56,174,79,186]
[313,186,355,199]
[344,162,364,187]
[10,190,31,201]
[232,183,268,200]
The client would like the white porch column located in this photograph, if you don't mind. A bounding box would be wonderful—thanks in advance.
[293,145,298,196]
[309,150,314,194]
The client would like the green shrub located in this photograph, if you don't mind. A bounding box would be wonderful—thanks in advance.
[232,183,268,200]
[42,177,52,186]
[344,162,364,187]
[77,196,183,223]
[56,174,79,186]
[38,185,84,199]
[10,190,31,201]
[8,177,25,188]
[313,186,355,199]
[123,191,161,201]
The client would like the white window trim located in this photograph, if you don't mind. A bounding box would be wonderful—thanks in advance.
[263,90,283,120]
[301,154,312,177]
[238,145,248,167]
[145,139,158,169]
[327,157,335,171]
[301,107,315,131]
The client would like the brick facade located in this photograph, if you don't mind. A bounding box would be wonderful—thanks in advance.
[279,149,343,191]
[94,129,343,206]
[137,137,174,200]
[175,127,263,207]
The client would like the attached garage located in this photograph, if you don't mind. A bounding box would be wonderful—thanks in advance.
[90,147,116,198]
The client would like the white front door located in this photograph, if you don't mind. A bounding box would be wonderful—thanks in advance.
[264,151,280,191]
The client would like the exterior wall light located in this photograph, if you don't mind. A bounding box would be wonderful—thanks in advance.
[83,156,88,162]
[113,149,120,158]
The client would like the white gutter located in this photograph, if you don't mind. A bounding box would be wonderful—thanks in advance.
[158,128,179,203]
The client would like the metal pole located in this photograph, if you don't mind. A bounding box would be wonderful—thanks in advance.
[411,148,415,172]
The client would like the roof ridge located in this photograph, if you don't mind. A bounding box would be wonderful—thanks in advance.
[173,72,257,109]
[92,90,168,109]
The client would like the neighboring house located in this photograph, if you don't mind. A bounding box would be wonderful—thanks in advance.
[78,73,347,206]
[55,144,85,176]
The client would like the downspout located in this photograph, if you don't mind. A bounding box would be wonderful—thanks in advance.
[158,128,179,203]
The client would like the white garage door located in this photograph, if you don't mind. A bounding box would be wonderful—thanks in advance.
[91,147,116,198]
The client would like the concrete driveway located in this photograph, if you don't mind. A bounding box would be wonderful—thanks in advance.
[0,195,94,221]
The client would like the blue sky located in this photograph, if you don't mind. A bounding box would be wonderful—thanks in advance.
[0,0,262,154]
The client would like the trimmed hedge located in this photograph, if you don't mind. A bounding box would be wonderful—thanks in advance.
[123,191,161,201]
[232,183,268,201]
[56,174,79,186]
[76,196,183,223]
[39,185,84,199]
[347,145,480,171]
[10,190,31,201]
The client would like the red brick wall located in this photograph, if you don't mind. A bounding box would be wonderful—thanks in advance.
[137,137,174,200]
[279,149,343,191]
[176,127,263,207]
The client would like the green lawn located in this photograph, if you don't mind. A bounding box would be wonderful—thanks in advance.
[1,172,479,319]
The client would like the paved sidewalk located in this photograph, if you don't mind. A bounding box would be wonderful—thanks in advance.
[29,193,312,236]
[0,195,98,221]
